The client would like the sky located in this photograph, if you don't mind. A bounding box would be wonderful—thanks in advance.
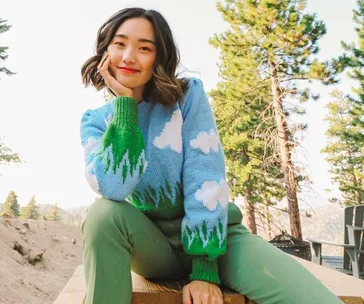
[0,0,359,210]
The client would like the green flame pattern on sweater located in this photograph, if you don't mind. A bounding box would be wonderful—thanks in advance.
[102,97,145,183]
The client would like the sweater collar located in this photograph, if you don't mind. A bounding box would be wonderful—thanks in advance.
[138,99,153,114]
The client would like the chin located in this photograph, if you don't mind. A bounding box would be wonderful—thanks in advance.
[115,77,136,88]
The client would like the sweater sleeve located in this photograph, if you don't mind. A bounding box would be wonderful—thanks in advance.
[181,78,230,285]
[80,96,147,201]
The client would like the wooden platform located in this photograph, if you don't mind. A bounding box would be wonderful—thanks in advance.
[53,256,364,304]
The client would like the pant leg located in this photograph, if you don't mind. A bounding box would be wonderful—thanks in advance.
[218,223,343,304]
[82,197,186,304]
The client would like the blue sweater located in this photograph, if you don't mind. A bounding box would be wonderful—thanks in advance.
[80,78,230,284]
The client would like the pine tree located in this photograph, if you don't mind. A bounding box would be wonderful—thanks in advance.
[0,19,19,167]
[212,0,337,239]
[210,32,286,234]
[323,0,364,205]
[1,190,20,217]
[322,90,364,206]
[0,137,21,166]
[48,203,61,221]
[341,0,364,144]
[0,18,14,78]
[21,196,40,220]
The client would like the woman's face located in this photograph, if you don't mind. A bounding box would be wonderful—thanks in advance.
[107,17,157,97]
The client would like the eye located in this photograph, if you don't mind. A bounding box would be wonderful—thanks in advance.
[115,42,125,47]
[140,46,152,52]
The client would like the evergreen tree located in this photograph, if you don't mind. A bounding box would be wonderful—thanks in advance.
[0,190,20,217]
[0,18,14,78]
[322,90,364,206]
[341,0,364,115]
[0,136,21,166]
[323,0,364,206]
[48,203,61,221]
[21,196,40,220]
[212,0,337,239]
[210,31,286,234]
[341,0,364,144]
[0,19,19,167]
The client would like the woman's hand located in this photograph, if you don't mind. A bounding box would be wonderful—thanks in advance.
[183,280,223,304]
[97,52,134,98]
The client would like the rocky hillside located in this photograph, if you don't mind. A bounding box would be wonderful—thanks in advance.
[0,217,83,304]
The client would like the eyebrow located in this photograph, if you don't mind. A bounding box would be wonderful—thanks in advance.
[114,34,155,45]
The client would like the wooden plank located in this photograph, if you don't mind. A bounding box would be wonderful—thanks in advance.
[54,259,364,304]
[53,265,85,304]
[292,256,364,302]
[53,265,244,304]
[340,297,364,304]
[131,272,245,304]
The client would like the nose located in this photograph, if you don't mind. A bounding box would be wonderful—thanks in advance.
[122,46,136,65]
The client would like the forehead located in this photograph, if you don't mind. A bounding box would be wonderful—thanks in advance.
[115,17,155,39]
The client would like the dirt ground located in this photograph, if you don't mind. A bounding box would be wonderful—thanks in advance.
[0,217,83,304]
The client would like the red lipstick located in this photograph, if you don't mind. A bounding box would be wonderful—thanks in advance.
[119,67,139,73]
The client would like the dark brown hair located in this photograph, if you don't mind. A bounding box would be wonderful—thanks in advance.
[81,7,188,106]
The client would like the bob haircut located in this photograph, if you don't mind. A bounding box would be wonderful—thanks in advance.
[81,7,188,106]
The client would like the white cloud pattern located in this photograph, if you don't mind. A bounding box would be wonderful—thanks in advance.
[190,130,220,154]
[104,113,113,127]
[153,110,183,153]
[84,137,101,161]
[85,162,100,194]
[195,179,230,211]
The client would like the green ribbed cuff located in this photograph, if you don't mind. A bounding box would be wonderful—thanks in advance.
[190,256,220,285]
[113,96,138,128]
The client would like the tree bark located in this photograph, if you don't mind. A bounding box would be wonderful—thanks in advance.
[263,200,274,240]
[244,186,257,234]
[268,58,303,240]
[355,189,361,205]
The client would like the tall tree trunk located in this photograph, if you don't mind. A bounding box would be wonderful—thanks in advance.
[244,187,257,234]
[263,200,274,240]
[268,59,303,240]
[350,171,361,205]
[355,190,361,205]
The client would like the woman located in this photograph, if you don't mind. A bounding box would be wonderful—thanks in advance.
[80,7,342,304]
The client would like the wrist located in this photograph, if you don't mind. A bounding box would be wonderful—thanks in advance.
[116,92,134,99]
[113,96,138,128]
[190,256,220,285]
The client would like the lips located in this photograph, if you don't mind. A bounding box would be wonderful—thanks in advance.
[119,67,139,73]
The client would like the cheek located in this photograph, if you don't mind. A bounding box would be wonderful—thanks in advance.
[144,56,156,75]
[107,47,120,67]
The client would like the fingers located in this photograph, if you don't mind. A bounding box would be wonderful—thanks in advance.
[183,282,223,304]
[97,54,117,93]
[97,53,118,94]
[192,292,202,304]
[183,286,192,304]
[98,53,111,80]
[97,52,108,71]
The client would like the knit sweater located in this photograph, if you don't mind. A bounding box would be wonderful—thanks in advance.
[80,77,230,284]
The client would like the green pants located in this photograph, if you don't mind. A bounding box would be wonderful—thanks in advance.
[82,198,342,304]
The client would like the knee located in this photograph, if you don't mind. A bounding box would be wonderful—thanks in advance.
[227,203,243,225]
[82,197,129,240]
